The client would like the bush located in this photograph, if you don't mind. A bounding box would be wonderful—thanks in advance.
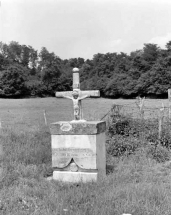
[146,144,171,163]
[107,117,145,138]
[106,105,171,161]
[106,135,144,157]
[107,105,146,138]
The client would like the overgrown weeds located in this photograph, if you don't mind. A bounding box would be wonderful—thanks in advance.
[106,104,171,162]
[1,128,171,215]
[1,107,171,214]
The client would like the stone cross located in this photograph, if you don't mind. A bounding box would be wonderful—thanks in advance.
[55,68,100,121]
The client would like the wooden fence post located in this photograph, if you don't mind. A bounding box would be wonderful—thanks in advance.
[168,89,171,119]
[159,103,164,141]
[136,96,145,119]
[44,110,47,126]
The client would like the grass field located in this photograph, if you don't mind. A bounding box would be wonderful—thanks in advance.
[0,97,170,131]
[1,97,171,215]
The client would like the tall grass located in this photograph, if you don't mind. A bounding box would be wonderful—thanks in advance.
[1,101,171,214]
[0,123,171,214]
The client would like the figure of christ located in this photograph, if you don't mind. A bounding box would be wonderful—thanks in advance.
[62,90,90,120]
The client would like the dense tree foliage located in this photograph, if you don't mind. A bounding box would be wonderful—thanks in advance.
[0,64,27,97]
[0,40,171,98]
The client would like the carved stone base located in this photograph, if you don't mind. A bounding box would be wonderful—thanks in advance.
[50,121,106,183]
[53,171,98,183]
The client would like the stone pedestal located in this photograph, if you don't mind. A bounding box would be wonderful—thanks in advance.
[50,121,106,183]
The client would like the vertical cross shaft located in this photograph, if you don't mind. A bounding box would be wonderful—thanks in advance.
[73,68,80,90]
[72,68,83,119]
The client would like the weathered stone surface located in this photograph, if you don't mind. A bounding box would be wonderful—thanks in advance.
[51,135,97,169]
[50,121,106,135]
[0,144,3,158]
[73,70,80,89]
[50,120,106,183]
[55,90,100,98]
[96,133,106,176]
[0,143,3,179]
[51,131,106,182]
[56,68,100,121]
[53,171,98,183]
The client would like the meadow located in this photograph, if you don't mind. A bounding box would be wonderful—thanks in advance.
[1,97,171,215]
[0,97,169,130]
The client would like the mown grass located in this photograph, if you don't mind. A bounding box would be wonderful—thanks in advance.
[0,97,170,131]
[1,98,171,214]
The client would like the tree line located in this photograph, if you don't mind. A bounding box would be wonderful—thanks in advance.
[0,40,171,98]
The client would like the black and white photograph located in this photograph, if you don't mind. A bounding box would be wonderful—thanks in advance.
[1,0,171,214]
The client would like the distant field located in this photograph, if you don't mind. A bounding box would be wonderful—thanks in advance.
[0,97,170,131]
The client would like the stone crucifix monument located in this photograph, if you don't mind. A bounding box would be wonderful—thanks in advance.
[50,68,106,183]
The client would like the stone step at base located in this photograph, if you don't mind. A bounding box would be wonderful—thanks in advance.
[53,171,98,183]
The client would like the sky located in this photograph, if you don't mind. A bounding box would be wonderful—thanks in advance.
[1,0,171,60]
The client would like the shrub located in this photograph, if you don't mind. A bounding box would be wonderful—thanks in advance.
[106,135,144,157]
[107,105,146,138]
[106,104,171,161]
[146,144,171,163]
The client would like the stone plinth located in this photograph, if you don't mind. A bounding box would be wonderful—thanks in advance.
[0,143,3,179]
[50,121,106,183]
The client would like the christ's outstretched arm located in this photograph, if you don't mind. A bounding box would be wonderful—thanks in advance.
[62,95,73,100]
[79,95,90,100]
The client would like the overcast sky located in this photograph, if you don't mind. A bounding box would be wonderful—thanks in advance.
[1,0,171,60]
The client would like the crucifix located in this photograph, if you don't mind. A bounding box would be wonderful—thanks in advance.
[55,68,100,121]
